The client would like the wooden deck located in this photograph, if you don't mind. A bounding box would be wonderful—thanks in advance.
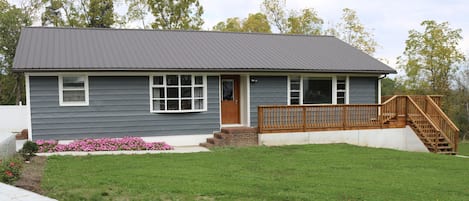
[257,95,459,154]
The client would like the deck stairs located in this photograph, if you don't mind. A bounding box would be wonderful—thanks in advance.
[381,95,459,155]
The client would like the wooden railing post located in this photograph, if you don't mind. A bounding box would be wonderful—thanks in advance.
[302,106,306,132]
[258,106,263,133]
[342,105,347,130]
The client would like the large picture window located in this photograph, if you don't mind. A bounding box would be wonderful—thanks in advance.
[289,76,347,105]
[59,75,89,106]
[303,77,332,104]
[150,75,206,112]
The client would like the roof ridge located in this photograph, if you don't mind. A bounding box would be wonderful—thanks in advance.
[23,26,336,38]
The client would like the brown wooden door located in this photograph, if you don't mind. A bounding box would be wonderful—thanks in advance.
[221,75,240,124]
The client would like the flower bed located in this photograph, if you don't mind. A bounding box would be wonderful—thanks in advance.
[36,137,173,153]
[0,157,23,184]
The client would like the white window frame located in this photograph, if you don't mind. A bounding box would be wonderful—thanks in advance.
[58,75,89,106]
[149,74,208,113]
[288,75,349,105]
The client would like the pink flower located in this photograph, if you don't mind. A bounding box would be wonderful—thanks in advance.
[5,170,13,177]
[36,136,173,152]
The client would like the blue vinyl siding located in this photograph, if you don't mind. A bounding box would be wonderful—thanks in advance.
[249,76,288,126]
[349,77,378,104]
[29,76,220,140]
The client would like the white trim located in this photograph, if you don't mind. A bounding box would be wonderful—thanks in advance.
[55,134,214,147]
[332,76,337,104]
[27,71,386,77]
[221,124,244,128]
[287,76,291,105]
[239,75,249,126]
[287,75,302,105]
[300,75,303,105]
[58,75,89,106]
[149,74,208,113]
[246,74,251,127]
[378,78,382,104]
[218,76,222,128]
[219,75,247,126]
[345,76,350,104]
[25,74,32,140]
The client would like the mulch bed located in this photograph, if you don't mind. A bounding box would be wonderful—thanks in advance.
[14,156,47,194]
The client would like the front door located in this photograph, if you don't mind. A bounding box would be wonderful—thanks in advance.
[221,75,240,124]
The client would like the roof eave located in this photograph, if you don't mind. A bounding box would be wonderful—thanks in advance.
[13,68,397,74]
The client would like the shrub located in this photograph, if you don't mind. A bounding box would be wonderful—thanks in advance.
[0,157,23,184]
[19,141,39,161]
[36,137,173,153]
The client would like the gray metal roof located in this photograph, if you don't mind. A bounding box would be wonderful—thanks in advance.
[13,27,396,74]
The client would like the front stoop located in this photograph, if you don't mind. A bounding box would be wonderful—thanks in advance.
[200,127,258,148]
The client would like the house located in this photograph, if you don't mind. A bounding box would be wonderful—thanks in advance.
[13,27,458,153]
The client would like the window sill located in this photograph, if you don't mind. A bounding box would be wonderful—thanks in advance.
[151,109,207,114]
[60,102,89,107]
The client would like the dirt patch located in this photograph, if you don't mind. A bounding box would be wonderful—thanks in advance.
[14,156,47,194]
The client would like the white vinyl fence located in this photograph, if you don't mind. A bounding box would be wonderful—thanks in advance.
[0,105,27,158]
[0,105,28,134]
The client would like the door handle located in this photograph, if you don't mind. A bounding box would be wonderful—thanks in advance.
[235,99,238,104]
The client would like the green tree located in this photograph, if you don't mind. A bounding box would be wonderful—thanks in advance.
[380,77,408,96]
[212,17,242,32]
[125,0,149,28]
[87,0,114,28]
[41,0,64,26]
[242,13,271,33]
[0,0,31,104]
[147,0,204,30]
[326,8,378,55]
[41,0,117,28]
[447,63,469,140]
[397,20,465,95]
[287,8,323,35]
[212,13,271,33]
[261,0,287,33]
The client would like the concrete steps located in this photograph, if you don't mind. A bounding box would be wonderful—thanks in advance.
[200,127,258,148]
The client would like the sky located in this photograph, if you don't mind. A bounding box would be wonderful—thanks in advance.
[10,0,469,70]
[198,0,469,70]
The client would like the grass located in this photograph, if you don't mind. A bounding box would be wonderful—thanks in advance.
[42,144,469,201]
[459,141,469,156]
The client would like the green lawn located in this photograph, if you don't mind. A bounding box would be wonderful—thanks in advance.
[459,141,469,156]
[42,144,469,201]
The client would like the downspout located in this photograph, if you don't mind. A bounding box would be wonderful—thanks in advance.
[378,74,387,80]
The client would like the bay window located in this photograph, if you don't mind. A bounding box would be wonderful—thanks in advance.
[150,75,206,112]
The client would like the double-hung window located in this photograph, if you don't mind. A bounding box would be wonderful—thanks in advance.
[150,75,206,112]
[59,75,89,106]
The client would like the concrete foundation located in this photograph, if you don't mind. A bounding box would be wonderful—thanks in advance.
[259,126,429,152]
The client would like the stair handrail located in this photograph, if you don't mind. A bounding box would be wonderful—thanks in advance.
[380,95,399,124]
[424,95,459,151]
[425,96,460,132]
[381,95,398,105]
[406,96,442,152]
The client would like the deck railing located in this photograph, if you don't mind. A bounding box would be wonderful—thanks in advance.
[423,96,459,151]
[382,95,443,107]
[258,95,459,152]
[258,104,381,133]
